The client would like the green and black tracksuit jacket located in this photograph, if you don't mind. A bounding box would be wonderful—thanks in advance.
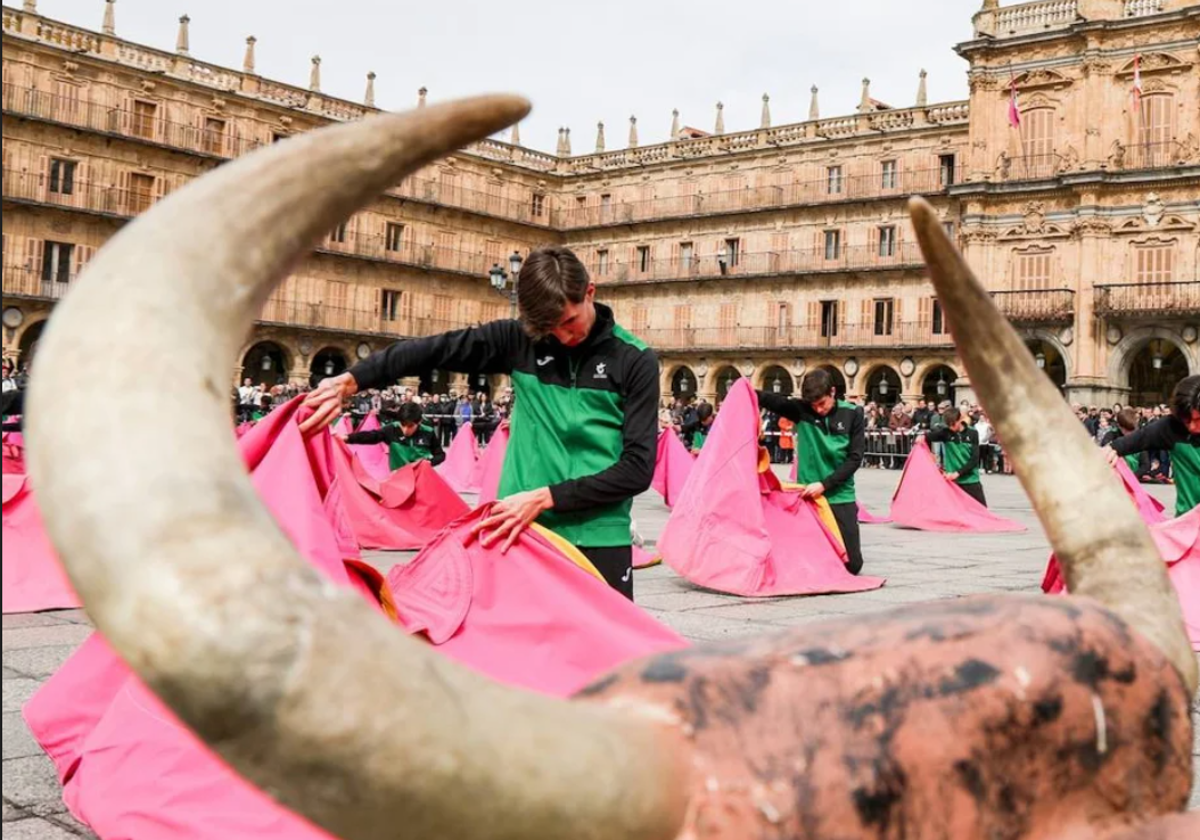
[348,303,659,548]
[346,423,446,471]
[681,419,713,452]
[1112,415,1200,516]
[926,425,981,485]
[757,392,864,505]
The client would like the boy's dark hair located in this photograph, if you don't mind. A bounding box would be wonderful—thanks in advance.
[696,403,714,421]
[942,407,962,426]
[800,368,834,404]
[515,246,591,339]
[398,402,423,425]
[1170,375,1200,425]
[1116,407,1139,433]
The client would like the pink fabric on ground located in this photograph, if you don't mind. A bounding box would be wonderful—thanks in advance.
[331,415,352,437]
[437,423,481,494]
[658,380,885,597]
[1114,458,1168,523]
[632,546,661,569]
[857,503,892,524]
[387,507,687,696]
[476,425,509,504]
[347,412,391,482]
[2,474,81,613]
[650,430,694,507]
[2,434,25,474]
[889,437,1025,533]
[331,437,468,550]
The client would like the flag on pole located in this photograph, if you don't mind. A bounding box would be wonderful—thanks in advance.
[1007,78,1022,129]
[1131,53,1144,111]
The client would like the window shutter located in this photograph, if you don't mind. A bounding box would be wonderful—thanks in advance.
[71,245,95,279]
[24,237,43,272]
[806,300,821,329]
[861,298,873,327]
[918,296,932,325]
[36,154,48,202]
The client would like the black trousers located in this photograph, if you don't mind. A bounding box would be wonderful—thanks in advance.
[581,546,633,601]
[960,481,987,507]
[829,502,864,575]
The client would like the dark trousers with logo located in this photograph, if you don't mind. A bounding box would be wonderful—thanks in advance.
[959,481,987,508]
[581,546,634,601]
[829,502,864,575]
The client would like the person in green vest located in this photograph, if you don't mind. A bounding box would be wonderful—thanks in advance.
[1105,407,1152,480]
[1107,375,1200,516]
[302,245,659,600]
[757,368,867,575]
[926,407,986,507]
[682,402,715,453]
[345,401,445,471]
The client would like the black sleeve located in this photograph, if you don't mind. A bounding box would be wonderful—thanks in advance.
[548,348,660,513]
[925,426,950,444]
[961,428,981,477]
[756,390,813,424]
[1,420,21,433]
[348,320,525,392]
[345,426,397,446]
[427,432,446,467]
[1111,417,1181,457]
[822,406,865,493]
[1,389,24,418]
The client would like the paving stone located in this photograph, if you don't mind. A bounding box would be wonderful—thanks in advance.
[0,615,69,630]
[0,647,77,679]
[2,713,42,760]
[0,816,79,839]
[3,798,29,822]
[2,757,65,810]
[2,679,42,714]
[2,626,94,653]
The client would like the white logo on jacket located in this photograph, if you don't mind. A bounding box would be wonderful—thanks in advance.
[536,356,554,366]
[594,362,608,379]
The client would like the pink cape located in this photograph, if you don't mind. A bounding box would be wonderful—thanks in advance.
[658,380,885,597]
[890,437,1025,533]
[633,546,661,569]
[386,507,687,696]
[331,414,352,437]
[347,412,391,482]
[436,423,481,494]
[2,474,81,613]
[650,430,694,507]
[857,503,892,524]
[476,425,509,504]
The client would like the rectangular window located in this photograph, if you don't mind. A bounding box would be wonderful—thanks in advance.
[54,80,83,122]
[878,225,897,258]
[943,221,956,241]
[939,153,957,187]
[530,193,545,218]
[932,299,946,335]
[597,248,609,276]
[330,222,348,244]
[380,289,402,321]
[385,222,405,252]
[1016,250,1052,291]
[823,230,841,261]
[776,302,792,331]
[820,300,839,338]
[432,294,453,324]
[131,100,157,140]
[673,304,692,329]
[575,196,586,208]
[600,193,612,210]
[1135,244,1173,285]
[630,305,648,335]
[271,132,289,144]
[679,241,694,272]
[1139,96,1174,166]
[636,245,651,272]
[1021,109,1055,174]
[41,240,74,284]
[723,238,741,268]
[826,165,842,195]
[202,117,226,154]
[873,298,895,336]
[881,160,897,190]
[48,158,76,195]
[128,172,155,214]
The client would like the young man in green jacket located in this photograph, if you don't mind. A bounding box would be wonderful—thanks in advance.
[926,407,986,507]
[681,402,715,453]
[757,368,867,575]
[345,401,445,470]
[1106,375,1200,516]
[303,246,659,599]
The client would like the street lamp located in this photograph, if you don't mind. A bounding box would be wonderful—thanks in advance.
[878,380,889,398]
[488,252,523,319]
[1035,351,1047,369]
[679,375,691,394]
[936,374,948,397]
[324,359,335,376]
[261,355,272,371]
[772,375,782,394]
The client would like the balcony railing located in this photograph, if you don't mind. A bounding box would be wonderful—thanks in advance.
[995,1,1079,37]
[589,243,925,284]
[556,166,962,229]
[989,289,1075,323]
[996,153,1065,182]
[1094,282,1200,317]
[316,229,500,277]
[1116,140,1192,171]
[257,297,462,339]
[1125,0,1165,18]
[2,264,76,301]
[639,322,954,353]
[1,167,165,216]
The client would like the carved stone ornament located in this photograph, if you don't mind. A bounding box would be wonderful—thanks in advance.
[1181,326,1198,345]
[1072,217,1111,237]
[62,60,79,75]
[356,342,371,360]
[740,360,755,377]
[1106,326,1123,346]
[695,361,709,378]
[140,80,156,93]
[792,358,806,376]
[1060,145,1080,171]
[1143,193,1165,227]
[298,337,314,356]
[900,357,916,377]
[843,358,860,377]
[1023,202,1047,234]
[1059,327,1074,347]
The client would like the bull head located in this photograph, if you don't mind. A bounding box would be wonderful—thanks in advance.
[25,98,1196,839]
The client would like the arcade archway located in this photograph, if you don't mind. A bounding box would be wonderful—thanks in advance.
[241,341,290,386]
[1128,339,1188,407]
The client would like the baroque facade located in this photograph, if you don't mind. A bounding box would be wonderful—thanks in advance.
[2,0,1198,407]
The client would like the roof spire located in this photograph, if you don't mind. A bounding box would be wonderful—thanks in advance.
[669,108,680,139]
[102,0,116,36]
[857,77,872,112]
[308,55,321,92]
[628,115,638,149]
[916,68,928,107]
[175,14,190,56]
[714,101,725,135]
[760,93,771,129]
[242,35,256,73]
[364,71,376,108]
[808,85,820,120]
[595,121,605,153]
[510,122,521,146]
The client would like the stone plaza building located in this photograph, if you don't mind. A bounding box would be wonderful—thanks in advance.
[2,0,1198,406]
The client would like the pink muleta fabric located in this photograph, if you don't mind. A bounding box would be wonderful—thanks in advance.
[889,437,1025,533]
[658,380,885,597]
[2,474,81,613]
[476,425,509,504]
[386,506,687,696]
[650,430,694,507]
[857,503,892,524]
[436,423,481,494]
[347,412,391,481]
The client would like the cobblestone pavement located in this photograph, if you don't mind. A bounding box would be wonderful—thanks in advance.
[4,468,1197,837]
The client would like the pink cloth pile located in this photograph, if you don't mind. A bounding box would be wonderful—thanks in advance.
[650,430,693,507]
[890,437,1025,533]
[436,423,482,494]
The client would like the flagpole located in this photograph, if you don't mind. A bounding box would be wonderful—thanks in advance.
[1008,64,1029,177]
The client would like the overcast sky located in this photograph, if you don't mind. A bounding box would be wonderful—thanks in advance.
[36,0,976,153]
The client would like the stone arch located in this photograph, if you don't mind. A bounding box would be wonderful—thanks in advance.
[310,346,349,386]
[13,315,50,370]
[241,341,293,387]
[911,358,963,397]
[1107,326,1198,392]
[663,363,699,399]
[709,364,742,405]
[862,363,903,408]
[920,364,960,404]
[813,364,847,400]
[756,364,794,396]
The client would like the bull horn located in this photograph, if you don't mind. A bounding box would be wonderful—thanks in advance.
[26,98,691,840]
[908,196,1197,695]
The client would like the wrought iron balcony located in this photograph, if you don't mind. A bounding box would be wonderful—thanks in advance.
[2,265,77,301]
[639,322,954,353]
[989,289,1075,324]
[2,167,163,216]
[256,297,461,339]
[1094,282,1200,317]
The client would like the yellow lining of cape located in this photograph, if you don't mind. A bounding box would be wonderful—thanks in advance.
[780,485,844,549]
[530,523,606,583]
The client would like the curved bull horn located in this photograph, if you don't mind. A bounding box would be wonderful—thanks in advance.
[908,196,1197,695]
[26,98,690,840]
